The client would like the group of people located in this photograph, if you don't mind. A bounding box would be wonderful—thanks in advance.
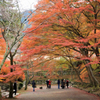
[57,79,69,89]
[46,79,69,89]
[32,79,69,92]
[13,79,69,94]
[46,79,51,89]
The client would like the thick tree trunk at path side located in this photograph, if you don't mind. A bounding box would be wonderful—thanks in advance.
[9,81,13,98]
[25,70,29,90]
[69,59,83,84]
[9,52,14,98]
[25,78,28,90]
[74,68,83,84]
[64,57,83,84]
[85,60,99,87]
[71,64,83,84]
[82,49,99,87]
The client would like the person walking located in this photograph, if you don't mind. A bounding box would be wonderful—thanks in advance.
[14,81,17,95]
[57,79,60,89]
[32,80,36,92]
[66,80,69,88]
[46,79,49,88]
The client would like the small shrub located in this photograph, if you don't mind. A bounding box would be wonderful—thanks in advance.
[18,82,23,90]
[5,85,9,91]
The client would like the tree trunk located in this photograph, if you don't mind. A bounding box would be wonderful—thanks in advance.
[25,78,28,90]
[25,70,29,90]
[70,67,73,81]
[72,65,83,84]
[63,56,83,84]
[9,52,13,98]
[9,81,13,98]
[69,59,83,84]
[0,86,2,99]
[81,48,99,87]
[85,60,99,87]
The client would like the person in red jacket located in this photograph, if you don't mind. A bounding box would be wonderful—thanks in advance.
[48,79,51,88]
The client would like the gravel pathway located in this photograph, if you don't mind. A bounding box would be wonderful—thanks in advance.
[10,85,100,100]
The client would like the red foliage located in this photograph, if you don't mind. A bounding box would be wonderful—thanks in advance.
[18,0,100,81]
[0,64,26,83]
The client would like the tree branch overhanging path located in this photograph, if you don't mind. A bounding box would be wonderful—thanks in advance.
[20,0,100,87]
[0,0,100,99]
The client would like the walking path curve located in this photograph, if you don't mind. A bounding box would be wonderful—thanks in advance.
[12,85,100,100]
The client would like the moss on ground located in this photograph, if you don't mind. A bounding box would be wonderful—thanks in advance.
[73,84,100,97]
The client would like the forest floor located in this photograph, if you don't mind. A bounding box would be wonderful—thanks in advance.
[73,84,100,97]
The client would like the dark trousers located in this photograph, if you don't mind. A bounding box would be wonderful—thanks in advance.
[14,89,17,95]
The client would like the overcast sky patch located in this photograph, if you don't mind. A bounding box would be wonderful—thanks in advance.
[18,0,38,11]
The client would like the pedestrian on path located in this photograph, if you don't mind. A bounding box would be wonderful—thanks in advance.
[46,79,49,88]
[57,79,60,89]
[14,81,17,95]
[61,79,65,89]
[66,80,69,88]
[48,79,51,88]
[32,80,36,92]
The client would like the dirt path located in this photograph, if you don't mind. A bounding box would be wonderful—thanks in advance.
[10,85,100,100]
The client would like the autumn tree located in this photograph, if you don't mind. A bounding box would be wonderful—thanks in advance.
[0,0,29,98]
[20,0,100,87]
[24,60,34,90]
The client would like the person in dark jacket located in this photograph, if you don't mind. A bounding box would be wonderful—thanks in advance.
[32,80,36,92]
[66,80,69,88]
[57,79,60,89]
[14,81,17,95]
[61,79,65,89]
[46,79,49,88]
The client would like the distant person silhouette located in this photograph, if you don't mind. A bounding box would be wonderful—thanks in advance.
[66,80,69,88]
[32,80,36,91]
[14,81,17,95]
[46,79,49,88]
[48,79,51,88]
[57,79,60,89]
[61,79,65,89]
